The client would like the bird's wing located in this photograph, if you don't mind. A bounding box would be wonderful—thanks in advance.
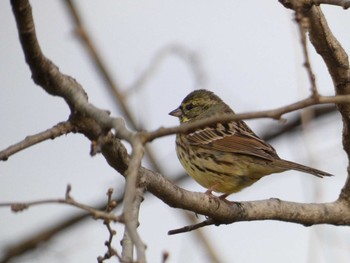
[187,123,279,161]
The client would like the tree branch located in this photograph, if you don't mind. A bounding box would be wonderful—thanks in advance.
[260,105,337,141]
[0,212,87,263]
[63,0,162,174]
[294,2,319,96]
[146,168,350,226]
[125,44,207,95]
[0,121,74,161]
[303,5,350,202]
[313,0,350,8]
[0,185,121,222]
[279,0,350,9]
[143,94,350,143]
[122,140,147,262]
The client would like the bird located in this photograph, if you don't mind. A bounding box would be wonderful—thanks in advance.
[169,89,333,199]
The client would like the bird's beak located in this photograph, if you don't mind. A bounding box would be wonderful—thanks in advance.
[169,107,182,118]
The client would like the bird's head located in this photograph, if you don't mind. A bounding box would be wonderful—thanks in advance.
[169,89,228,123]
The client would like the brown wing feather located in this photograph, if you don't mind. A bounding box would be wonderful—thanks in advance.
[187,123,279,161]
[209,135,279,160]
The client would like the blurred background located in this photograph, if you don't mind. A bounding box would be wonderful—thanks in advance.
[1,0,350,262]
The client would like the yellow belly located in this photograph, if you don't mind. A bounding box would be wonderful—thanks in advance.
[176,138,284,194]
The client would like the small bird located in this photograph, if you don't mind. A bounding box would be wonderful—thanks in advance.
[169,89,333,199]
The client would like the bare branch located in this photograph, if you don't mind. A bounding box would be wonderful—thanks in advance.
[181,212,223,263]
[122,139,147,263]
[0,121,74,161]
[121,230,134,263]
[1,175,194,263]
[162,252,170,263]
[168,218,215,235]
[144,94,350,143]
[97,221,120,263]
[11,0,132,142]
[279,0,350,9]
[313,0,350,9]
[98,189,122,262]
[0,213,87,263]
[120,186,145,262]
[261,105,337,141]
[0,192,124,263]
[125,44,207,95]
[302,5,350,202]
[294,3,319,96]
[63,0,162,173]
[0,185,121,222]
[144,166,350,226]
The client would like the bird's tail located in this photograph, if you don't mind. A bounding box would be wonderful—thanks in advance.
[275,159,333,178]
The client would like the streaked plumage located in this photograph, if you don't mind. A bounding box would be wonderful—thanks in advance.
[169,89,333,197]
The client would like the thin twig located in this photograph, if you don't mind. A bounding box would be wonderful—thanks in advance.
[0,121,74,161]
[260,105,336,141]
[295,4,319,96]
[168,218,215,235]
[182,212,223,263]
[0,213,86,263]
[63,0,162,173]
[144,94,350,143]
[125,44,207,95]
[0,176,191,263]
[162,251,170,263]
[0,191,124,263]
[98,188,122,262]
[0,185,121,222]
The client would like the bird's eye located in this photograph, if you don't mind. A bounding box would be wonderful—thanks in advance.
[185,103,194,111]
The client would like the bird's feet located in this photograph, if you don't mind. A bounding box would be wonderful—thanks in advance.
[204,190,241,207]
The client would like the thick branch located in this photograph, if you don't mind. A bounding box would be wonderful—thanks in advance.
[303,5,350,202]
[10,0,130,141]
[143,166,350,226]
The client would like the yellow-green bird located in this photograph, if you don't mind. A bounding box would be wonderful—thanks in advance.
[169,89,333,199]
